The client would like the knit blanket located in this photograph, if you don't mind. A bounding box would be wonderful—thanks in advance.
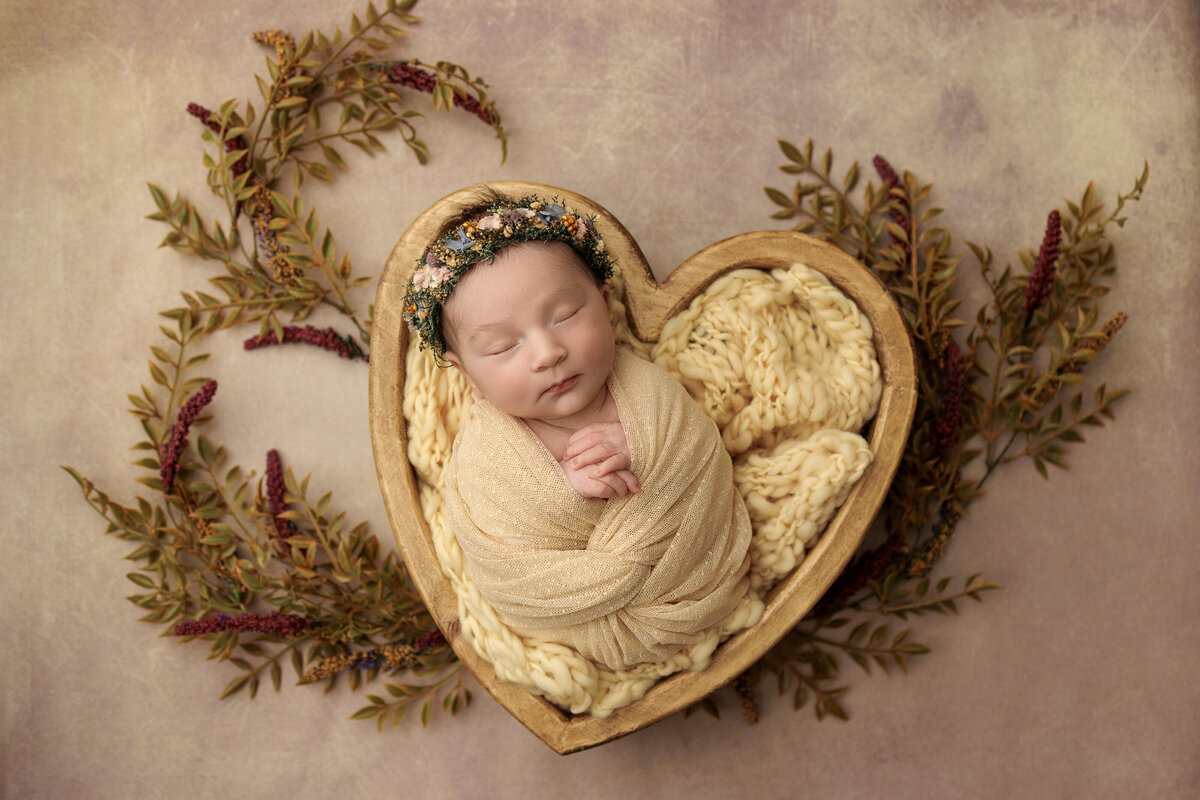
[403,262,882,716]
[444,349,753,671]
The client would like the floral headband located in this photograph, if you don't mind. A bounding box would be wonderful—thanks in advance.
[402,194,615,363]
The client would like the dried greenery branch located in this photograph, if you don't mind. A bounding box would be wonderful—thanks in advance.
[720,139,1145,722]
[65,309,463,722]
[148,0,506,351]
[64,1,506,730]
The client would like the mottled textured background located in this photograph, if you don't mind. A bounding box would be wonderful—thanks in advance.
[2,1,1197,797]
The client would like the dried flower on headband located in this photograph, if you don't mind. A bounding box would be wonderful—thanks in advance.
[402,194,616,364]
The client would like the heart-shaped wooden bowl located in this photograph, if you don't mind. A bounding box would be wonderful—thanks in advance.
[370,181,916,753]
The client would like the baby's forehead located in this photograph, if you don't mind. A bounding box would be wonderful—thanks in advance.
[446,242,594,317]
[466,242,590,286]
[493,239,586,267]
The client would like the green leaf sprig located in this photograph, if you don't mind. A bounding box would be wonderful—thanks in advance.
[146,0,506,351]
[739,140,1144,721]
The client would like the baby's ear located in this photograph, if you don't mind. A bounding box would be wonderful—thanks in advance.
[443,351,483,397]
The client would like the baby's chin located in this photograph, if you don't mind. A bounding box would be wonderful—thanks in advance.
[552,388,613,423]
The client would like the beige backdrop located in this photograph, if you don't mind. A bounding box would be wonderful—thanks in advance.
[2,0,1197,797]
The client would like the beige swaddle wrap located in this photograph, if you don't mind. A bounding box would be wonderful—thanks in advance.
[407,262,882,715]
[444,348,752,671]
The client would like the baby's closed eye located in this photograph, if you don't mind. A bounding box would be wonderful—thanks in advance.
[553,305,582,325]
[484,340,517,356]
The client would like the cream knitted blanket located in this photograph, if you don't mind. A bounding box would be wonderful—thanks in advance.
[403,262,882,716]
[445,349,753,671]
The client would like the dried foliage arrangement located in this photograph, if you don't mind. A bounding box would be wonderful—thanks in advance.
[65,0,505,728]
[721,140,1144,721]
[65,3,1142,733]
[158,0,504,347]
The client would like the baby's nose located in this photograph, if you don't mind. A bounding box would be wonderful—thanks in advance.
[530,331,567,369]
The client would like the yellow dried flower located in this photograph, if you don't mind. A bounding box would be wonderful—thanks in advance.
[1060,311,1128,374]
[251,29,298,102]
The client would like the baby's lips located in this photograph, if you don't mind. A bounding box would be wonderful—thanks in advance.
[544,375,578,396]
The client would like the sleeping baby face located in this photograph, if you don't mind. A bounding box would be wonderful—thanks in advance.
[442,241,615,428]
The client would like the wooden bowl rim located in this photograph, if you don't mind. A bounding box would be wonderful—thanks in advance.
[369,181,917,753]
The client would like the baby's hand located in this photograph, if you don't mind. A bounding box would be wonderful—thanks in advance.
[563,422,636,480]
[561,421,640,498]
[560,461,640,499]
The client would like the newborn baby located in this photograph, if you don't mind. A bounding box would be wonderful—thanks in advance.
[443,239,639,499]
[403,193,751,671]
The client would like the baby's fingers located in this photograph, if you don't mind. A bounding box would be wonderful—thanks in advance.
[562,427,609,461]
[612,469,640,494]
[580,476,619,499]
[568,442,618,470]
[591,470,635,498]
[590,452,631,478]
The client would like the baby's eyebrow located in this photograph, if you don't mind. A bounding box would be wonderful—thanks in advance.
[541,286,587,307]
[463,288,585,343]
[464,320,513,343]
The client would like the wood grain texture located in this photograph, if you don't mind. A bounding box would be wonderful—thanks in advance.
[369,181,917,753]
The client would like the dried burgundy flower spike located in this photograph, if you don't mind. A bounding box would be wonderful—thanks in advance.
[379,62,496,125]
[1023,209,1062,316]
[873,154,912,248]
[243,325,368,361]
[186,103,249,176]
[160,379,218,490]
[934,339,964,454]
[266,449,297,551]
[817,527,906,612]
[872,154,899,188]
[173,611,310,638]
